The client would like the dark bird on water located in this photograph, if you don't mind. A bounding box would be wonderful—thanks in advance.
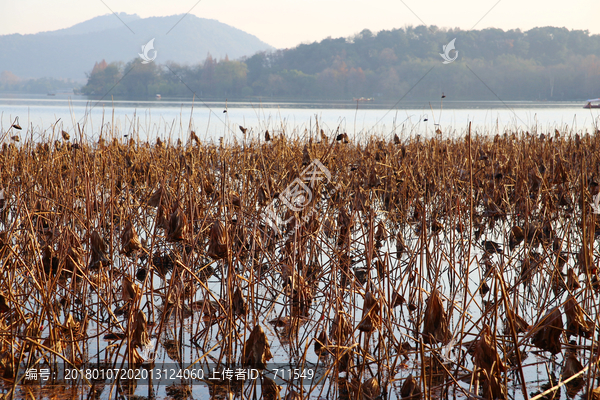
[441,93,446,99]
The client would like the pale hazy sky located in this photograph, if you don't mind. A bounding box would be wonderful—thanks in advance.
[0,0,598,49]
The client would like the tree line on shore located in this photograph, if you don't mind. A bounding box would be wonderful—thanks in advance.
[81,25,600,101]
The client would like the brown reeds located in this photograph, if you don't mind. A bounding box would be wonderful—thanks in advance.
[1,121,600,399]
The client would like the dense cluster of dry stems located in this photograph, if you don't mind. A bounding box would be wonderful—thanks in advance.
[0,124,600,400]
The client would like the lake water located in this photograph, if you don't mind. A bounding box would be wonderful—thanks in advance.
[1,94,599,143]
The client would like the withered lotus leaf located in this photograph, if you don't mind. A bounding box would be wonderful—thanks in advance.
[207,220,228,260]
[147,186,170,207]
[65,245,84,275]
[121,220,143,257]
[473,324,506,375]
[357,292,381,333]
[89,230,109,268]
[504,307,530,334]
[531,307,563,354]
[567,268,580,291]
[232,287,247,316]
[330,311,352,344]
[261,374,280,400]
[166,207,187,242]
[0,293,9,313]
[362,377,380,400]
[562,350,584,380]
[285,391,302,400]
[121,276,141,303]
[422,288,450,344]
[242,325,273,369]
[564,295,592,338]
[480,369,507,400]
[131,310,150,348]
[400,374,421,399]
[314,330,328,357]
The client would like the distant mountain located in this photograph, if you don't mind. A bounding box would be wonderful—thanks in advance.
[0,13,274,80]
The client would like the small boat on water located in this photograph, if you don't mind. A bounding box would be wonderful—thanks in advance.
[156,94,161,99]
[583,98,600,109]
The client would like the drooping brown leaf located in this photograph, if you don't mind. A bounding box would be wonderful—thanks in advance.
[567,268,580,291]
[242,325,273,369]
[121,220,143,257]
[314,330,328,357]
[362,377,380,400]
[302,144,310,166]
[0,293,9,313]
[400,374,421,399]
[42,245,59,276]
[207,220,228,260]
[531,307,563,354]
[374,220,385,248]
[577,246,593,275]
[163,339,181,363]
[0,231,7,254]
[422,288,450,344]
[396,231,405,258]
[562,350,584,381]
[391,287,405,308]
[504,307,530,334]
[65,245,84,276]
[330,311,351,344]
[232,287,247,316]
[166,207,187,242]
[480,369,507,400]
[0,349,18,378]
[290,281,313,318]
[131,310,150,349]
[122,276,141,303]
[268,316,289,328]
[62,314,85,339]
[564,295,593,338]
[285,391,302,400]
[262,375,280,400]
[473,324,506,375]
[258,185,269,206]
[357,292,381,333]
[89,230,109,269]
[509,225,525,250]
[165,383,192,400]
[338,351,353,373]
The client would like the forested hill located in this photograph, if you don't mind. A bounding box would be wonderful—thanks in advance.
[82,26,600,101]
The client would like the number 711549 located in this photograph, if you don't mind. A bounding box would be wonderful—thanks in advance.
[272,368,314,380]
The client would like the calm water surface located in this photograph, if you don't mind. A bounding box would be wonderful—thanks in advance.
[1,94,598,142]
